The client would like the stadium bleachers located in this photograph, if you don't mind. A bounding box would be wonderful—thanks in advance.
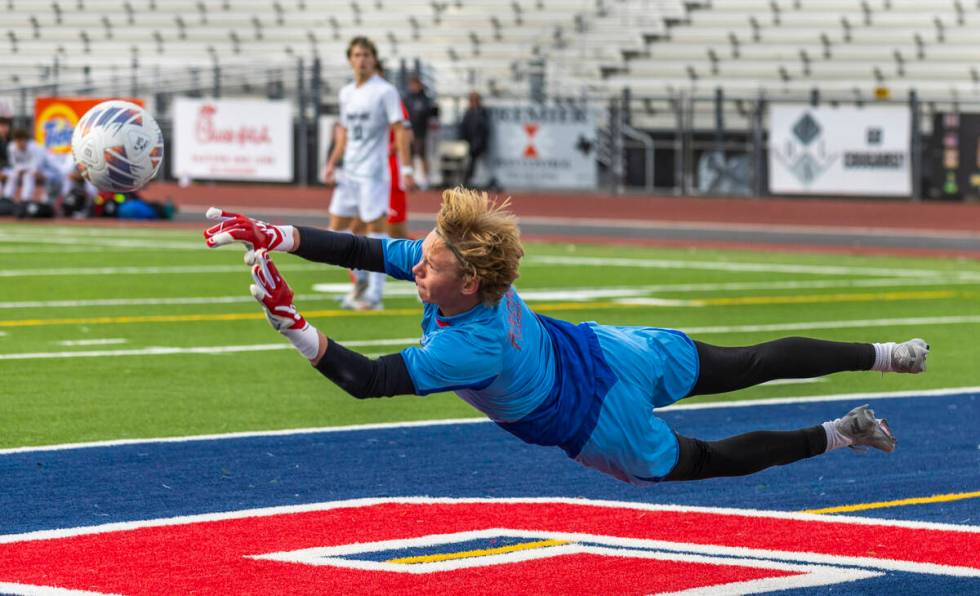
[602,0,980,127]
[3,0,979,131]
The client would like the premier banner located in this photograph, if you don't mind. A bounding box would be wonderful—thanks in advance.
[769,104,911,196]
[172,98,293,182]
[34,97,144,155]
[487,104,598,189]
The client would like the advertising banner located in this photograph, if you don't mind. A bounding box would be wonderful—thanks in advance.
[172,98,293,182]
[769,104,911,196]
[487,104,598,189]
[930,112,980,200]
[34,97,144,155]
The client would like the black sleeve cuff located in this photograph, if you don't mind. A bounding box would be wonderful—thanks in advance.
[294,227,386,272]
[314,338,417,399]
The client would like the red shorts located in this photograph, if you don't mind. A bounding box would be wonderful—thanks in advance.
[387,153,407,224]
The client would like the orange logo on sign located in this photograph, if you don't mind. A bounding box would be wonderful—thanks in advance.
[34,97,145,154]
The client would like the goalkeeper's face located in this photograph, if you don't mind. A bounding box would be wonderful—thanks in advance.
[412,231,479,312]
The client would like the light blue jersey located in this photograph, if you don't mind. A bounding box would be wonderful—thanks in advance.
[383,238,701,485]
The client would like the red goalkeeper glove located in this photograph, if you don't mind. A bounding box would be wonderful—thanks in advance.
[249,249,321,360]
[204,207,295,258]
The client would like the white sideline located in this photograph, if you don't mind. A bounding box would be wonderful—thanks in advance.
[0,338,418,361]
[0,234,202,251]
[3,314,980,361]
[1,495,978,545]
[528,255,980,281]
[0,386,976,456]
[4,277,974,310]
[3,255,978,279]
[57,338,128,347]
[0,263,328,278]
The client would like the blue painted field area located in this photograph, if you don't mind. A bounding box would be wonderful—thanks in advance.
[2,392,977,534]
[1,391,979,595]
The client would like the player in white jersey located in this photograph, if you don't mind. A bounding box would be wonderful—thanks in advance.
[323,37,414,311]
[3,129,49,203]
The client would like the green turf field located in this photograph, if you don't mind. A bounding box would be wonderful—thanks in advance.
[1,223,978,448]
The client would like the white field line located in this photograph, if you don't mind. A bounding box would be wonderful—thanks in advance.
[176,204,980,240]
[0,496,977,547]
[0,583,120,596]
[3,277,978,311]
[680,314,980,334]
[758,378,823,386]
[0,386,976,457]
[0,337,419,361]
[0,263,328,278]
[656,386,980,412]
[0,497,978,551]
[0,289,414,310]
[0,234,202,251]
[5,215,979,247]
[512,213,980,240]
[0,247,121,254]
[0,286,657,310]
[526,255,980,280]
[4,255,978,279]
[57,338,128,347]
[0,226,194,238]
[4,314,980,362]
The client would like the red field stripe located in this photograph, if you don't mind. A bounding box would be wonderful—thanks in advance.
[0,501,976,594]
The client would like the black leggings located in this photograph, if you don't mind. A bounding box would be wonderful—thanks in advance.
[688,337,875,396]
[665,337,875,481]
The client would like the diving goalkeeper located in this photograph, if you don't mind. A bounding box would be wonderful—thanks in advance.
[203,188,928,485]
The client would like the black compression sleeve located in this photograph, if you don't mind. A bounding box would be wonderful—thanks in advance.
[314,338,417,399]
[294,226,386,272]
[665,427,827,481]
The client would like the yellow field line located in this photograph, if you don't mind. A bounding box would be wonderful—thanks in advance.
[386,539,570,564]
[802,490,980,515]
[0,290,962,328]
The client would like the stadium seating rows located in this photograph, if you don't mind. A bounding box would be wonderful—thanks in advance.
[3,0,979,131]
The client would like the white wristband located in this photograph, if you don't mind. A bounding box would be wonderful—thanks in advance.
[283,322,321,360]
[275,225,296,252]
[400,165,414,176]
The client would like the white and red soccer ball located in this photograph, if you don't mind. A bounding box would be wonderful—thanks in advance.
[71,99,164,193]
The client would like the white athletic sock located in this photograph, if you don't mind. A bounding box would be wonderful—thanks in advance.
[871,342,896,372]
[821,420,853,452]
[364,232,388,304]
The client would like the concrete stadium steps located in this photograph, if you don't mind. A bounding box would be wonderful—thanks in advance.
[4,0,980,120]
[3,0,687,91]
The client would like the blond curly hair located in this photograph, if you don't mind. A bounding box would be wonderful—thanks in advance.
[435,187,524,306]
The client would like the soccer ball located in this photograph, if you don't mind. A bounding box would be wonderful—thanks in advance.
[71,100,164,193]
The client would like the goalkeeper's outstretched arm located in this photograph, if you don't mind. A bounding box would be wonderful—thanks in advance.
[292,226,386,273]
[203,207,387,273]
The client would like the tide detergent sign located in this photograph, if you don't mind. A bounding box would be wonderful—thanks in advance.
[34,97,144,154]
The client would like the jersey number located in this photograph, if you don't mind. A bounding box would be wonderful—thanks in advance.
[351,125,364,141]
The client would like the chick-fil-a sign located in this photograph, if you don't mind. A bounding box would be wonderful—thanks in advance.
[174,97,292,181]
[195,103,273,146]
